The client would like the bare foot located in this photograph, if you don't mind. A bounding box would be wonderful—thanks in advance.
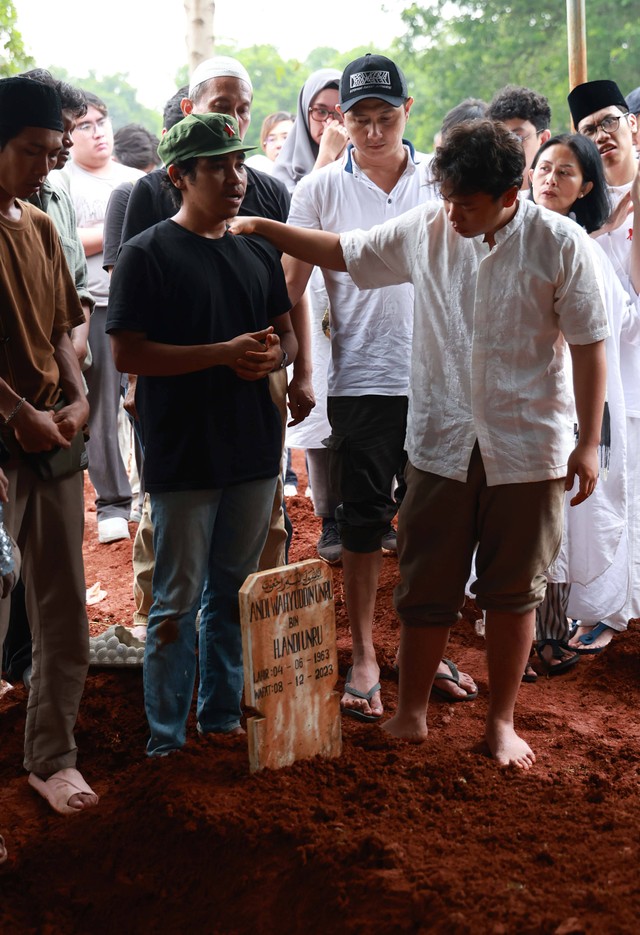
[341,663,383,719]
[485,721,535,769]
[382,713,428,743]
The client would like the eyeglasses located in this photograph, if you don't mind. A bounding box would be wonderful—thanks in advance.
[74,117,111,135]
[308,106,343,124]
[579,114,629,138]
[511,130,541,144]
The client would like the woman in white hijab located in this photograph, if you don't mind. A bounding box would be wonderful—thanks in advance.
[274,68,349,564]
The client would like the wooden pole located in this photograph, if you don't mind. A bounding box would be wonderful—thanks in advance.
[184,0,216,75]
[566,0,587,92]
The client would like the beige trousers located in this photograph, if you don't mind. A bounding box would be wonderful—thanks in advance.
[0,464,89,774]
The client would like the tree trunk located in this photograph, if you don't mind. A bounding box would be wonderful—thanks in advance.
[184,0,216,75]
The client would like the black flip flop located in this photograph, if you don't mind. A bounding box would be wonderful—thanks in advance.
[536,639,580,675]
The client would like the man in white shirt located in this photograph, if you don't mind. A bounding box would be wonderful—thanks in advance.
[228,119,608,768]
[283,54,476,722]
[567,79,640,652]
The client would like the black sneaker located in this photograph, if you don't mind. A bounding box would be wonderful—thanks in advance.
[381,526,397,554]
[317,521,342,565]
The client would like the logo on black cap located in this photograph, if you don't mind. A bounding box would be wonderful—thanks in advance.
[350,70,392,91]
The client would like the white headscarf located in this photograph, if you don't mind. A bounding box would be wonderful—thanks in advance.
[273,68,342,193]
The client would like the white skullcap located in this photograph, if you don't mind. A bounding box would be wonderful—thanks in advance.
[188,56,253,98]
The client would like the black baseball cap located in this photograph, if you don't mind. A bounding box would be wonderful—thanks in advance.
[339,54,408,113]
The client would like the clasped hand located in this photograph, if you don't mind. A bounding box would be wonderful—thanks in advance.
[225,326,282,380]
[13,398,88,453]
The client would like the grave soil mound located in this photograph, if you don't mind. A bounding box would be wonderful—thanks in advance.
[2,457,640,934]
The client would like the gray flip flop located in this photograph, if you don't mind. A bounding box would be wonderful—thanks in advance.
[341,666,382,722]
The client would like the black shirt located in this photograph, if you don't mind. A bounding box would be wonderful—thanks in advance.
[106,221,291,492]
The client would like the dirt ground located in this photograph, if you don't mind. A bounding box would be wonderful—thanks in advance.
[2,454,640,934]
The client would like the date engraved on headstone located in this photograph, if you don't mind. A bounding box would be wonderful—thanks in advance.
[240,559,341,772]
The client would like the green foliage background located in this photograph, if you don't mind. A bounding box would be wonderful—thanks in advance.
[38,67,163,135]
[3,0,640,151]
[391,0,640,150]
[0,0,32,76]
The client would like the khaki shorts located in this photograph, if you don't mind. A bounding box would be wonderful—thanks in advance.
[394,445,565,627]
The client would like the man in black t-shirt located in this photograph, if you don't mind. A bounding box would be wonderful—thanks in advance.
[110,57,312,642]
[107,113,296,755]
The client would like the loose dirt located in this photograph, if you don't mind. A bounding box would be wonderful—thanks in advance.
[2,457,639,934]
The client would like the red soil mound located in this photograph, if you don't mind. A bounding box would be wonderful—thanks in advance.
[2,460,639,934]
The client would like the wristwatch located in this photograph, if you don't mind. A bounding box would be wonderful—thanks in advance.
[279,348,289,370]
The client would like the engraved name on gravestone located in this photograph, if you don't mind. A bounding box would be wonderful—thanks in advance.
[239,559,341,772]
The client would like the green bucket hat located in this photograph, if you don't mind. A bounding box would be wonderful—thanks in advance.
[158,113,256,166]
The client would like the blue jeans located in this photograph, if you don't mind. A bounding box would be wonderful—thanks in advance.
[144,477,277,756]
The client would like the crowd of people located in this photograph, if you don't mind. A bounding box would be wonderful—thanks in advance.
[1,49,639,860]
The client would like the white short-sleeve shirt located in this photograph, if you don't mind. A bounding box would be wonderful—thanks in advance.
[341,197,609,485]
[57,159,143,304]
[288,144,438,397]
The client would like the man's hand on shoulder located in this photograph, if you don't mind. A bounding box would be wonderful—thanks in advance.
[227,216,260,236]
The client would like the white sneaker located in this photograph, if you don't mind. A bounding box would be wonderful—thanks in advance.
[98,517,130,544]
[283,483,298,497]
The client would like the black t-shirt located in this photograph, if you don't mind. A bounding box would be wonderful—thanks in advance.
[106,220,291,492]
[103,181,136,270]
[119,165,290,249]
